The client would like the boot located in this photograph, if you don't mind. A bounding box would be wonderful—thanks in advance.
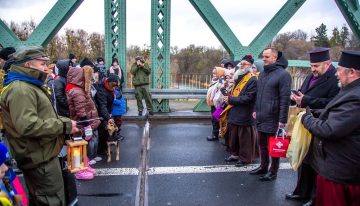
[85,157,96,175]
[75,170,94,180]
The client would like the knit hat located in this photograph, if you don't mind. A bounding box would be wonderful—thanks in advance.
[224,61,235,68]
[112,58,119,64]
[107,73,119,83]
[0,143,9,166]
[220,58,229,65]
[80,58,94,67]
[0,47,16,61]
[97,57,104,63]
[69,53,76,60]
[338,50,360,70]
[241,54,254,64]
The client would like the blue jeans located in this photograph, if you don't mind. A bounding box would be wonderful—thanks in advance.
[87,130,99,159]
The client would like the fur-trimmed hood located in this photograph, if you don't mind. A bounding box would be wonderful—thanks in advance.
[66,65,93,96]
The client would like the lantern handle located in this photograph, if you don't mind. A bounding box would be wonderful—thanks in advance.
[76,117,104,125]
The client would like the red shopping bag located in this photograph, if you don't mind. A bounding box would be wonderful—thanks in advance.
[268,128,290,158]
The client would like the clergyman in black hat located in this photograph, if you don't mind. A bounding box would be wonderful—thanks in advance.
[301,51,360,206]
[286,47,340,205]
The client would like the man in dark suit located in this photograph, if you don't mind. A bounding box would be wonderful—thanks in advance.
[301,50,360,206]
[286,47,340,206]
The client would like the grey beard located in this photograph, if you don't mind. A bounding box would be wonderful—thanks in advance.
[234,68,250,81]
[337,81,342,88]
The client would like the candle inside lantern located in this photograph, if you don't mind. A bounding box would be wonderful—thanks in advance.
[73,148,80,168]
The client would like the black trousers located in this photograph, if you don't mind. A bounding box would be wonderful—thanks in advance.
[97,121,109,154]
[258,131,280,174]
[292,162,316,201]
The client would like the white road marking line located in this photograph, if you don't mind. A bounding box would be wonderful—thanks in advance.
[147,163,292,175]
[95,168,139,176]
[94,163,292,176]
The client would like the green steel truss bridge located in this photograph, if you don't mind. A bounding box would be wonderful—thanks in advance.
[1,0,360,112]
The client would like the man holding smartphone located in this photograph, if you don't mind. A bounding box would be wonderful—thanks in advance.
[291,48,339,109]
[286,47,340,206]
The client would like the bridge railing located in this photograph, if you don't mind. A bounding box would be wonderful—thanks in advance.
[125,67,310,91]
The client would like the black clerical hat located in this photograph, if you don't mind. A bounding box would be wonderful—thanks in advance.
[308,47,330,63]
[338,50,360,70]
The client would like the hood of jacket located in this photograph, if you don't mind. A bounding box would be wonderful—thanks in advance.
[66,66,93,96]
[56,59,70,78]
[264,51,288,73]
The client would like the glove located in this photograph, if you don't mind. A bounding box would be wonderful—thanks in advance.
[301,106,312,123]
[311,109,322,118]
[305,106,311,115]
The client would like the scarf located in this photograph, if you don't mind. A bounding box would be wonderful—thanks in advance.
[3,71,44,87]
[218,72,253,138]
[103,80,115,94]
[65,83,80,92]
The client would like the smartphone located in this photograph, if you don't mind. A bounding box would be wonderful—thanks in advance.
[291,90,300,95]
[220,88,227,96]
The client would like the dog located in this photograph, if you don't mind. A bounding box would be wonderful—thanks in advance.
[106,121,120,162]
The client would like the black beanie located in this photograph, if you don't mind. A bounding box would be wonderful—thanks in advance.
[80,58,94,67]
[97,57,104,63]
[69,53,76,60]
[241,54,254,64]
[107,73,119,83]
[0,47,16,61]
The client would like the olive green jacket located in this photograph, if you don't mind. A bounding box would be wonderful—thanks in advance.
[0,65,72,170]
[130,63,151,86]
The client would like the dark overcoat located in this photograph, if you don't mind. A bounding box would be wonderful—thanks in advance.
[228,74,257,126]
[297,64,340,109]
[255,53,292,134]
[302,78,360,184]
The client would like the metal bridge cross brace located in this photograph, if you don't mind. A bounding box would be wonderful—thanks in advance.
[150,0,171,112]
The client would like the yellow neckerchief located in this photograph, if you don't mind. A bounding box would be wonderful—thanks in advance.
[218,72,253,138]
[221,72,253,115]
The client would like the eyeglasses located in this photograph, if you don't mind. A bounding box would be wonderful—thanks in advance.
[239,63,251,66]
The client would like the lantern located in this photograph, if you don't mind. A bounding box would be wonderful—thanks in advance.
[66,140,88,173]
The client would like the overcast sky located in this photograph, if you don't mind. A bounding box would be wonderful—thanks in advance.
[0,0,350,48]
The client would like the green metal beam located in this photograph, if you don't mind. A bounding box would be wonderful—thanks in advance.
[248,0,306,57]
[0,20,20,47]
[188,0,242,59]
[26,0,84,47]
[0,0,83,48]
[189,0,306,59]
[151,0,171,112]
[335,0,360,41]
[104,0,127,86]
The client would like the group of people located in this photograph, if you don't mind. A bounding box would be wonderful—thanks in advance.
[0,44,359,205]
[206,47,360,206]
[0,45,153,205]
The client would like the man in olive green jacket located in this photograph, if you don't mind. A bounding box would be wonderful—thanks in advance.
[130,56,154,116]
[0,46,79,206]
